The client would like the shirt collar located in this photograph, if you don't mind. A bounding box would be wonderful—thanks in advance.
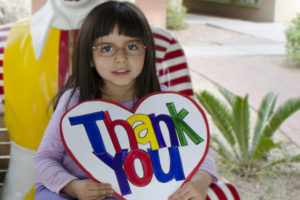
[30,0,107,60]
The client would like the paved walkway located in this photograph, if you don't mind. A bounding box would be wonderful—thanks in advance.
[181,14,300,147]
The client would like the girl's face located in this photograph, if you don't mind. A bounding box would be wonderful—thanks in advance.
[92,26,145,92]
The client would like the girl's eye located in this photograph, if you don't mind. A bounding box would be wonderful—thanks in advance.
[101,46,113,53]
[126,44,138,51]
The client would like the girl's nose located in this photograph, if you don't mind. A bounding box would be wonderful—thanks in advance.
[114,48,128,63]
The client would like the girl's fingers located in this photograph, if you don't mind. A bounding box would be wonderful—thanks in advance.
[86,182,114,199]
[169,188,188,200]
[169,182,204,200]
[177,189,194,200]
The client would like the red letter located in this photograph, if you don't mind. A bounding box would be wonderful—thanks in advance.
[124,149,153,187]
[104,111,138,152]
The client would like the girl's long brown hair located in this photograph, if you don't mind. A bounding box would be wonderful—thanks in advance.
[53,1,161,110]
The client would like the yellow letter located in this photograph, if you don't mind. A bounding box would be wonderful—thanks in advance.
[127,114,159,150]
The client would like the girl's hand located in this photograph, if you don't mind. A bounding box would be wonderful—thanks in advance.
[63,179,114,200]
[168,170,212,200]
[168,181,205,200]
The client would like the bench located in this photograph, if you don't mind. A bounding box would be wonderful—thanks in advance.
[0,113,9,189]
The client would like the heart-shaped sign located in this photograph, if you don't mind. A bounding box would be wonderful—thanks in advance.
[60,92,209,200]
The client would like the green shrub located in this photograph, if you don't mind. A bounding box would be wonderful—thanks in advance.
[196,88,300,176]
[166,0,188,30]
[285,14,300,64]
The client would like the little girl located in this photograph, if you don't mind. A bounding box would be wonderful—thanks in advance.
[34,1,216,200]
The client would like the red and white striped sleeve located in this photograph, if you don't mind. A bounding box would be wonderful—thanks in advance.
[152,26,194,98]
[206,180,241,200]
[0,23,12,105]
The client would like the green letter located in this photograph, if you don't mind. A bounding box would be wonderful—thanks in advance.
[166,102,204,146]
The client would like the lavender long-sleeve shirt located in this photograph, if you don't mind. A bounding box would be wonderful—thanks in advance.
[34,88,217,195]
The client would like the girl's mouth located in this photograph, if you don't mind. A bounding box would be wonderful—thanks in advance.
[112,69,130,75]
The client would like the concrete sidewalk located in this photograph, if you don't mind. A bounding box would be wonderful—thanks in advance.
[185,14,287,43]
[183,14,286,57]
[175,14,300,147]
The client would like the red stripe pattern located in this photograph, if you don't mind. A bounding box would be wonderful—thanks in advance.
[0,25,11,103]
[58,30,70,89]
[226,183,240,199]
[58,29,80,89]
[209,182,228,200]
[206,180,240,200]
[152,27,194,98]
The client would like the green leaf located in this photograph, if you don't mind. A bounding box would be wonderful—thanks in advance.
[253,137,279,161]
[219,87,235,108]
[251,92,278,154]
[290,154,300,162]
[261,154,300,170]
[231,95,250,158]
[196,91,236,147]
[261,97,300,138]
[267,94,278,120]
[211,136,236,161]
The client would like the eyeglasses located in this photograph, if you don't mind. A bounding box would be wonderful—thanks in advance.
[92,41,146,57]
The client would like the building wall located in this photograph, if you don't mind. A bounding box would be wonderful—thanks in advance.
[183,0,276,22]
[274,0,300,23]
[136,0,167,28]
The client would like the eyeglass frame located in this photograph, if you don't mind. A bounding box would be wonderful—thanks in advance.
[92,40,146,57]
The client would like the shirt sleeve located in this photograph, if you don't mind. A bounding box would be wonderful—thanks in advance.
[198,150,218,183]
[34,90,79,194]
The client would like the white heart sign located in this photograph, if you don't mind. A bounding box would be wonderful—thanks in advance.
[60,92,210,200]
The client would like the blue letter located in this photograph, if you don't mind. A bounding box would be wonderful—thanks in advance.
[69,111,106,154]
[149,113,179,148]
[95,150,131,196]
[148,147,185,183]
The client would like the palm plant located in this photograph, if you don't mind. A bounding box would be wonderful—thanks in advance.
[196,88,300,175]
